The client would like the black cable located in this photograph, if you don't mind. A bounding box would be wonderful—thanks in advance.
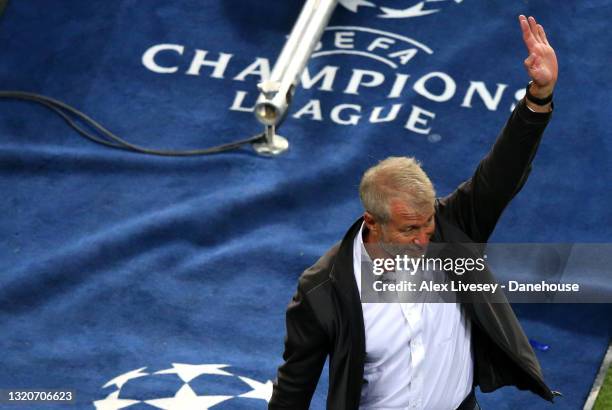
[29,98,126,149]
[0,91,266,156]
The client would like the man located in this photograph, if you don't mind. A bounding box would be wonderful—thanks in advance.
[269,15,558,410]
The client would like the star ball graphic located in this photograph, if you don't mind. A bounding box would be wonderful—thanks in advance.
[338,0,463,18]
[94,364,273,410]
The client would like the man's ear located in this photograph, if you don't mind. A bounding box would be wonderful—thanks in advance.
[363,212,377,233]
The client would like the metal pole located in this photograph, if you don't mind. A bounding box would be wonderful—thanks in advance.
[252,0,338,156]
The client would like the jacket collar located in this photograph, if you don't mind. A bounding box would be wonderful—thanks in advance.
[329,216,364,294]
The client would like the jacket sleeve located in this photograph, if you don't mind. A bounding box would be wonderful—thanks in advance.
[437,98,553,242]
[268,286,329,410]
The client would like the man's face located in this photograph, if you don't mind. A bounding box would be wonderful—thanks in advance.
[383,198,435,246]
[365,198,435,253]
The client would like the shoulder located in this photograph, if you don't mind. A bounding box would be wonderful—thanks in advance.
[296,217,363,295]
[298,241,340,294]
[432,198,474,242]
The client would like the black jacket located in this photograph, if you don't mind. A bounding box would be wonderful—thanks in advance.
[269,99,556,410]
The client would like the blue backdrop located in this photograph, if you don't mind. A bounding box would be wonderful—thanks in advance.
[0,1,611,409]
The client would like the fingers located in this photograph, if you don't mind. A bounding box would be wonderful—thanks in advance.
[519,15,536,51]
[538,24,550,46]
[521,15,550,46]
[519,15,532,40]
[528,16,543,43]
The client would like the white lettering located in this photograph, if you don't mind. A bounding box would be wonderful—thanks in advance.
[301,66,339,91]
[334,32,355,49]
[461,81,508,111]
[388,48,418,65]
[229,91,256,112]
[292,100,323,121]
[370,104,402,123]
[367,37,395,52]
[388,73,411,99]
[331,104,361,125]
[233,58,270,82]
[413,72,456,102]
[345,69,385,95]
[142,44,184,74]
[405,105,436,135]
[186,49,233,78]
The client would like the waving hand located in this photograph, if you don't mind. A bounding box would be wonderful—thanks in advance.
[519,15,558,99]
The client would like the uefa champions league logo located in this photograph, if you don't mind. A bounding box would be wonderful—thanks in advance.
[339,0,463,18]
[94,364,273,409]
[144,0,519,138]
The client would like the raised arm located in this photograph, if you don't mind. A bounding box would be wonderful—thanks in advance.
[437,16,558,242]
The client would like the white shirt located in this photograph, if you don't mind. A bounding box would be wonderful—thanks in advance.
[353,222,473,410]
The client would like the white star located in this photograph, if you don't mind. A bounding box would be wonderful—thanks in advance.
[238,376,274,402]
[145,384,232,410]
[93,390,139,410]
[102,367,149,390]
[338,0,376,13]
[155,363,232,382]
[379,2,439,18]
